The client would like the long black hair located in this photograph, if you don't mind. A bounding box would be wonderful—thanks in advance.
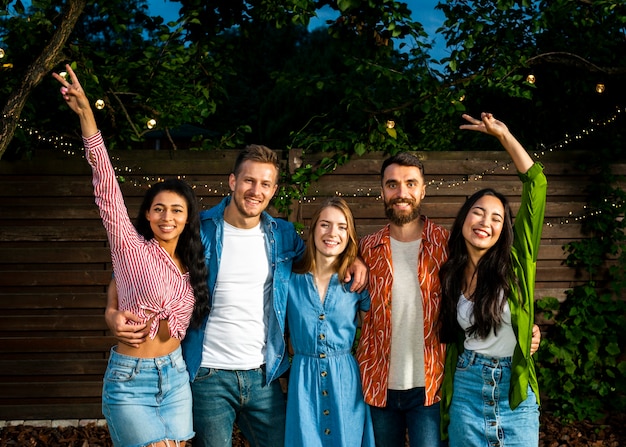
[438,188,516,342]
[135,179,209,327]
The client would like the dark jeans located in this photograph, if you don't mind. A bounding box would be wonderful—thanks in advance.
[191,367,286,447]
[370,387,445,447]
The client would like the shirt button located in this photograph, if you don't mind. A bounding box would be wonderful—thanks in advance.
[320,353,326,358]
[319,334,325,340]
[324,429,331,435]
[319,314,325,320]
[321,371,327,377]
[322,390,328,396]
[323,409,330,415]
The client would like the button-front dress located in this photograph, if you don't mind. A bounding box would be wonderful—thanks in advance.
[285,272,375,447]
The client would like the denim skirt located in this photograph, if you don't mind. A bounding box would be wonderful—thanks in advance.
[449,350,539,447]
[102,346,194,447]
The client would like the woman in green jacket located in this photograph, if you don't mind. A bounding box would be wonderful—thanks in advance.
[439,112,547,446]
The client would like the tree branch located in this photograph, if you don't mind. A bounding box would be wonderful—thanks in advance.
[527,52,626,76]
[0,0,87,159]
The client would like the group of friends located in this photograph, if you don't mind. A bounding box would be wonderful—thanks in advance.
[53,64,546,447]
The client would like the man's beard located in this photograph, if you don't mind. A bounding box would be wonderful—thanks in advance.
[384,198,421,226]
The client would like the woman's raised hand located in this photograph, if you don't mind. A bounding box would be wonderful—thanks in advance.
[459,112,510,139]
[52,64,92,115]
[52,64,97,137]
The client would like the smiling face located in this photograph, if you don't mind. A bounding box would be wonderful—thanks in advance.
[226,160,278,228]
[313,206,349,261]
[145,190,189,247]
[381,163,426,226]
[461,194,505,255]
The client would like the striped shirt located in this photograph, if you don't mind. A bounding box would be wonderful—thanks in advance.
[84,132,194,340]
[356,217,449,407]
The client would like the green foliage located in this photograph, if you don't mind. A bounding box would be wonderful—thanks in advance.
[536,166,626,421]
[1,0,625,177]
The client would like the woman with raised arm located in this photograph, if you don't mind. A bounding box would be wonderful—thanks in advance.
[438,113,547,446]
[53,64,208,447]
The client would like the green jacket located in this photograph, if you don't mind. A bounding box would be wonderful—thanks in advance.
[440,162,547,438]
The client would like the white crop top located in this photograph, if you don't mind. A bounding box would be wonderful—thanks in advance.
[457,292,517,358]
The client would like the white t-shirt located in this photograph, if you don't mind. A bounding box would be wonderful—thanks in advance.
[201,221,271,369]
[457,292,517,358]
[388,238,426,390]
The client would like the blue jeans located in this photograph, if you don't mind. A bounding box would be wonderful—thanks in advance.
[190,367,286,447]
[102,346,193,447]
[370,387,445,447]
[449,350,539,447]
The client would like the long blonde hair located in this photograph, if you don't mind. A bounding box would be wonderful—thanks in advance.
[293,197,359,281]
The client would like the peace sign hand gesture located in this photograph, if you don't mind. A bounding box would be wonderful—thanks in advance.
[459,112,533,173]
[52,64,97,137]
[459,112,510,139]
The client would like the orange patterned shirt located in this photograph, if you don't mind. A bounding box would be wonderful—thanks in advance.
[357,217,449,407]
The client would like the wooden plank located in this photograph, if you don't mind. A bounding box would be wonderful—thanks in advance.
[0,337,114,353]
[0,177,232,198]
[535,288,569,302]
[354,224,584,239]
[7,206,101,220]
[296,150,606,176]
[307,177,592,197]
[0,403,103,420]
[0,315,109,331]
[0,382,103,399]
[0,247,111,264]
[0,359,107,376]
[536,266,594,282]
[297,200,590,221]
[0,270,112,287]
[0,148,245,175]
[0,293,107,309]
[0,226,108,242]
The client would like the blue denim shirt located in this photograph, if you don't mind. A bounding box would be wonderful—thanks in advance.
[182,196,305,385]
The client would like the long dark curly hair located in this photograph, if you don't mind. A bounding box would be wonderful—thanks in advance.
[438,188,516,342]
[135,179,209,327]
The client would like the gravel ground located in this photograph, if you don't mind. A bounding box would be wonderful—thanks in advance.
[1,412,625,446]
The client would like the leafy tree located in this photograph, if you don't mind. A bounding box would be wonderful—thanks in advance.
[0,0,86,158]
[1,0,625,167]
[437,0,626,153]
[0,0,221,158]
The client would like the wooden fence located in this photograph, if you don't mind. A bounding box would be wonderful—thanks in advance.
[0,145,621,421]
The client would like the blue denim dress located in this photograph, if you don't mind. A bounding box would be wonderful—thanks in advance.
[285,273,374,446]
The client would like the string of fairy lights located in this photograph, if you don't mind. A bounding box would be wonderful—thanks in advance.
[2,59,624,225]
[10,103,623,227]
[299,106,624,227]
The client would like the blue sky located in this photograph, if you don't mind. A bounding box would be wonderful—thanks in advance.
[146,0,448,59]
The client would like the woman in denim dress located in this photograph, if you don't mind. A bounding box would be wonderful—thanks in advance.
[285,197,375,446]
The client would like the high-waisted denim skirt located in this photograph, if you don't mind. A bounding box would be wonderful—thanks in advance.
[449,349,539,447]
[102,346,194,447]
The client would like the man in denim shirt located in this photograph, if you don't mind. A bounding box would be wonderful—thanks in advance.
[106,144,366,447]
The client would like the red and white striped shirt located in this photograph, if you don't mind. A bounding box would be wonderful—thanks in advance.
[84,132,194,340]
